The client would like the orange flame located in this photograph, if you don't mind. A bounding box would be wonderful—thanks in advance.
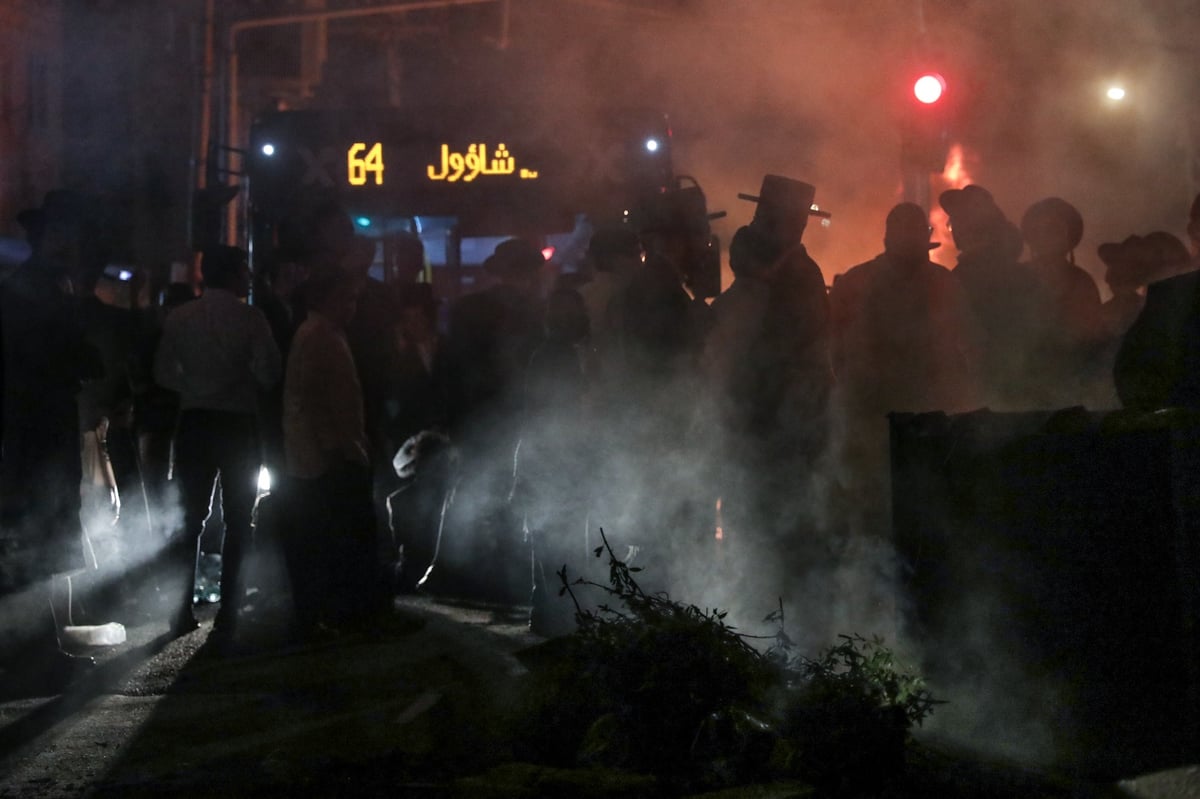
[930,143,974,264]
[942,143,971,188]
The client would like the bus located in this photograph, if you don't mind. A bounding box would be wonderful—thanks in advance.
[246,105,674,297]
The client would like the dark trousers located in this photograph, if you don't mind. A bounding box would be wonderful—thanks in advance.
[170,409,260,628]
[282,462,381,633]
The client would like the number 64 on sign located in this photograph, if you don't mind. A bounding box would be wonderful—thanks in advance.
[347,142,384,186]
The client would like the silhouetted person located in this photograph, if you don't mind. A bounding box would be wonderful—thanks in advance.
[436,238,545,600]
[378,282,447,591]
[132,282,194,541]
[1114,276,1200,410]
[385,282,446,449]
[1099,235,1155,342]
[592,188,721,591]
[737,175,835,457]
[830,202,979,537]
[577,227,642,386]
[444,238,545,435]
[1019,197,1104,406]
[706,224,781,435]
[832,202,979,411]
[154,246,281,644]
[0,190,106,687]
[254,251,308,364]
[702,224,782,562]
[76,260,142,619]
[622,188,714,385]
[259,203,355,478]
[282,267,380,636]
[941,184,1047,409]
[519,287,590,635]
[390,231,428,285]
[1113,228,1200,411]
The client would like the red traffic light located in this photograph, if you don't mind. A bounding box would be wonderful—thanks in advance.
[913,73,946,104]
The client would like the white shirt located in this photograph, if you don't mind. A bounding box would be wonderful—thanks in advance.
[154,288,281,414]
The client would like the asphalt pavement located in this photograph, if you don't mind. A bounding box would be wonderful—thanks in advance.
[0,589,1197,799]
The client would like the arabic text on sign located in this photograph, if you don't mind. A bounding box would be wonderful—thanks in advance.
[427,143,533,182]
[348,142,385,186]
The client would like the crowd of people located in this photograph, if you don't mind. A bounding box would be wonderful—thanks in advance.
[2,173,1200,689]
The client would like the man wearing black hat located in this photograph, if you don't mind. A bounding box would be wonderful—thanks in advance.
[1110,193,1200,411]
[939,184,1047,409]
[0,191,106,687]
[830,202,979,537]
[734,175,835,465]
[622,185,718,382]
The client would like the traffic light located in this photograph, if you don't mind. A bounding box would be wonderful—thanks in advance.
[190,183,240,252]
[913,72,946,105]
[901,71,951,173]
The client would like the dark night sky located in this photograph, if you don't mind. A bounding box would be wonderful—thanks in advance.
[46,0,1200,278]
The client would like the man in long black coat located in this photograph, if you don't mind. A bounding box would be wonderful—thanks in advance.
[0,191,105,686]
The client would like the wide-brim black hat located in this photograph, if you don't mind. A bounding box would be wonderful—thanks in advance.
[738,174,832,220]
[938,184,1004,228]
[483,238,545,276]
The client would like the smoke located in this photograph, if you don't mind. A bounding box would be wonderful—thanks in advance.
[435,1,1197,768]
[39,0,1198,768]
[917,590,1066,768]
[504,0,1198,288]
[0,474,186,664]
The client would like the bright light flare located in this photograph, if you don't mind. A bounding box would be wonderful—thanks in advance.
[644,138,660,153]
[1106,85,1126,101]
[541,246,555,261]
[913,73,946,105]
[260,143,276,157]
[257,466,272,494]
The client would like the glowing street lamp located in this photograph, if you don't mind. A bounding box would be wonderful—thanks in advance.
[913,73,946,105]
[1106,85,1127,101]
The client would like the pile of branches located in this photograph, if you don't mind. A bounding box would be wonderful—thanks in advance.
[511,531,939,795]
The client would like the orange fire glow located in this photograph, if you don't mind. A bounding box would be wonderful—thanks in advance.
[930,143,974,266]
